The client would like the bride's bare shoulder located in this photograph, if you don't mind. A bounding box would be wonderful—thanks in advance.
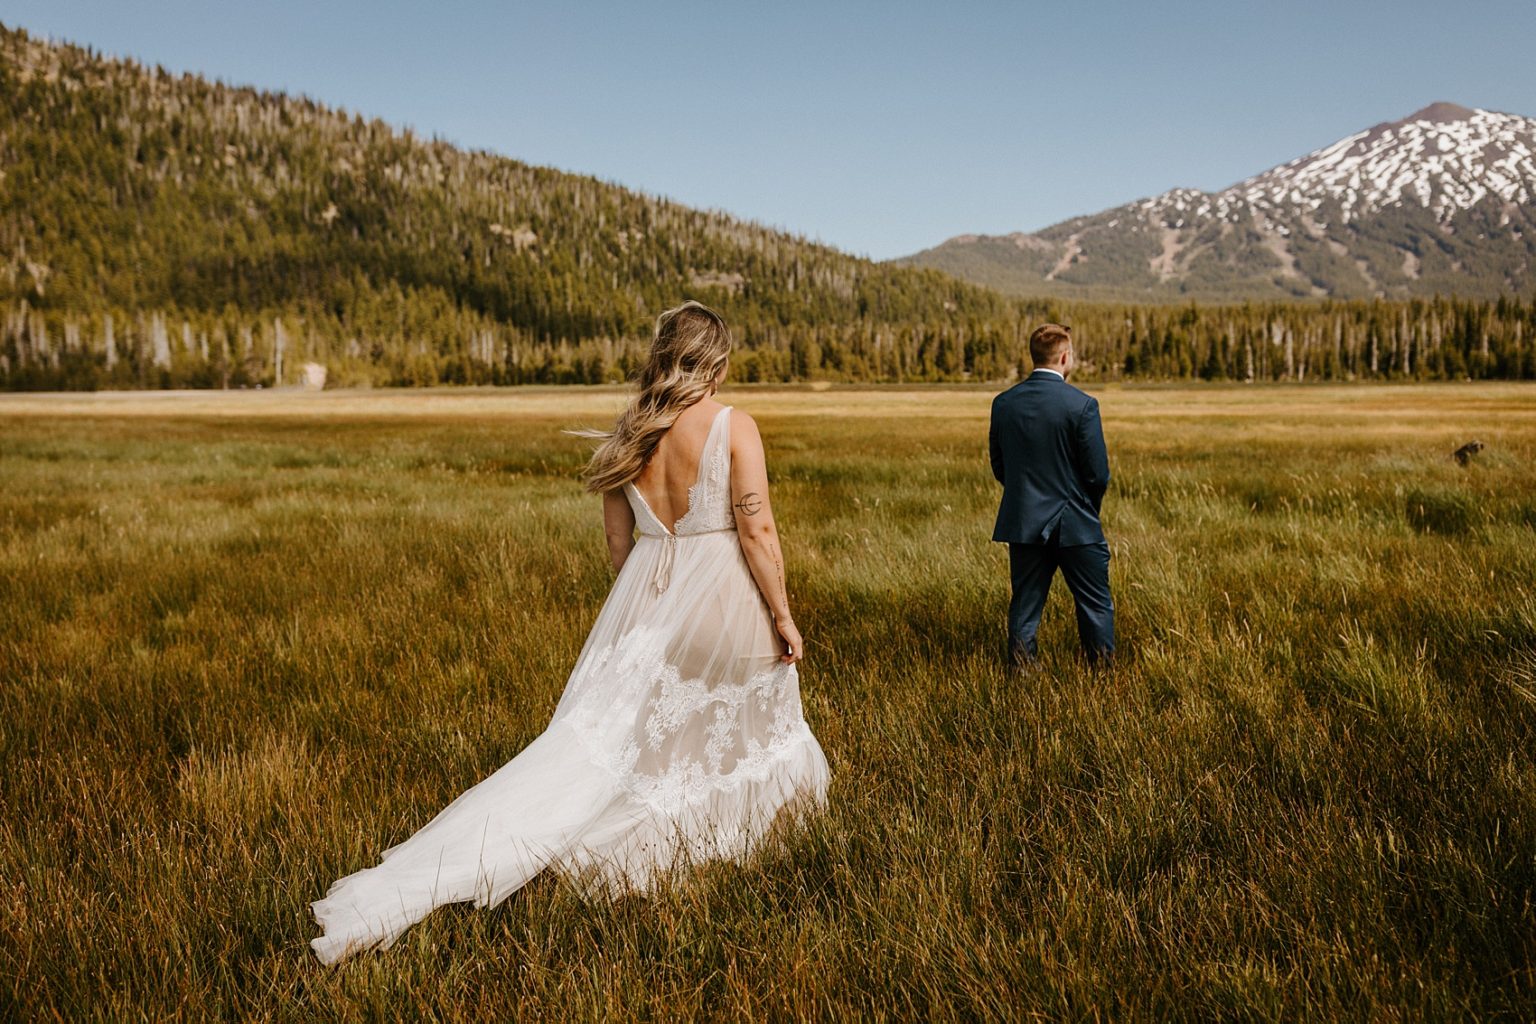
[654,398,721,441]
[670,397,725,430]
[728,408,764,456]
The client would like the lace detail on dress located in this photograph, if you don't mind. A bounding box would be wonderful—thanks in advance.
[556,623,811,813]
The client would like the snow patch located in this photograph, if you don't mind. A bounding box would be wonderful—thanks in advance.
[1136,107,1536,227]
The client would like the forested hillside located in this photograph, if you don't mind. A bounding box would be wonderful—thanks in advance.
[1,24,1037,388]
[2,24,1533,388]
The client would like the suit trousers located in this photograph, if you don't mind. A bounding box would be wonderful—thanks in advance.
[1007,541,1115,664]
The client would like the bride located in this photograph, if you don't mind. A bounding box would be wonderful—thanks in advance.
[310,301,830,964]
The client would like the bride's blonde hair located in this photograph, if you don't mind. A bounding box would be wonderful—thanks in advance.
[577,300,733,493]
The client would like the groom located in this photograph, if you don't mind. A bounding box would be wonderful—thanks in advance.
[989,323,1115,666]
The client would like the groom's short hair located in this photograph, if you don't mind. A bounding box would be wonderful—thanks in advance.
[1029,323,1073,366]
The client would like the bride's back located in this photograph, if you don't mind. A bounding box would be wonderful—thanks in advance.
[632,398,727,529]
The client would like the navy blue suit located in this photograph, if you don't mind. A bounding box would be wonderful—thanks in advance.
[989,369,1115,663]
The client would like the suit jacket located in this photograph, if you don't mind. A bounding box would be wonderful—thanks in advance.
[989,370,1110,545]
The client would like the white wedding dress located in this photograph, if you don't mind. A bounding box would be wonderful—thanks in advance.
[311,405,829,964]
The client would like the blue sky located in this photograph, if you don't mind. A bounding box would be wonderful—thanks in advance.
[5,1,1535,259]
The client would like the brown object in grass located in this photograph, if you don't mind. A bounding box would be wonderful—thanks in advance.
[1453,440,1485,466]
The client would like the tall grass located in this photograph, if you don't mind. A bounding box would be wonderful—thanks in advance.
[2,384,1533,1020]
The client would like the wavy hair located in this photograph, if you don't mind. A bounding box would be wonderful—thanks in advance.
[575,300,733,493]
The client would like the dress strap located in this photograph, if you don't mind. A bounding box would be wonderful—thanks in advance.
[698,406,732,483]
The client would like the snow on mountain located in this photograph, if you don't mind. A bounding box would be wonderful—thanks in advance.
[1143,103,1536,227]
[900,103,1536,301]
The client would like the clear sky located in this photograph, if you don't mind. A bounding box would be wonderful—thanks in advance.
[5,1,1535,259]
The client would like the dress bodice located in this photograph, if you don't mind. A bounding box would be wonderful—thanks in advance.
[625,405,735,539]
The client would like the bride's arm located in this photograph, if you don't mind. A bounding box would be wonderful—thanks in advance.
[729,410,803,664]
[602,489,636,574]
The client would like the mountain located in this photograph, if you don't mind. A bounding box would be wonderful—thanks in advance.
[898,103,1536,301]
[0,22,1024,388]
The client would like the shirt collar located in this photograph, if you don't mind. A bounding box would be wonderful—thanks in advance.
[1032,367,1065,380]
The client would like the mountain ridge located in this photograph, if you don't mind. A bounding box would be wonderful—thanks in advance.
[897,103,1536,301]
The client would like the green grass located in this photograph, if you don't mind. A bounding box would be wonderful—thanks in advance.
[2,384,1534,1021]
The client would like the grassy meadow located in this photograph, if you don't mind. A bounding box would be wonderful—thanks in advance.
[2,382,1534,1021]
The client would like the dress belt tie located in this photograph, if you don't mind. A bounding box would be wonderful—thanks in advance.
[649,526,733,593]
[653,533,678,594]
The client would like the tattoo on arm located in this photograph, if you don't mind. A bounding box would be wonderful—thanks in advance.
[734,492,763,516]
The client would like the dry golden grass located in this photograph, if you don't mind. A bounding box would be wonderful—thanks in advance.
[2,382,1533,1021]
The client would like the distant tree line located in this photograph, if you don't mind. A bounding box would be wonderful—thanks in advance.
[4,292,1533,390]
